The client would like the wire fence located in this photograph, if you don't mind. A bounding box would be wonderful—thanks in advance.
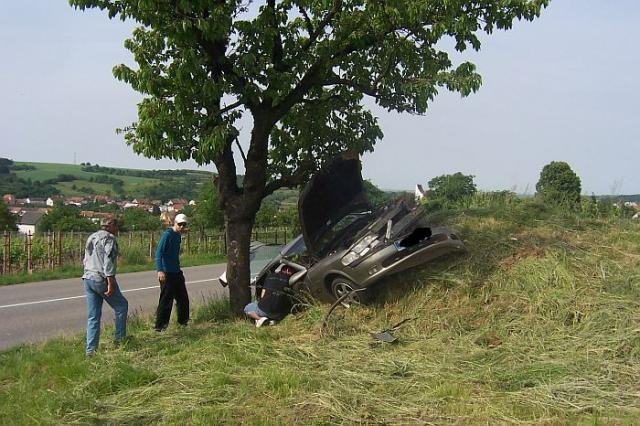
[0,227,294,275]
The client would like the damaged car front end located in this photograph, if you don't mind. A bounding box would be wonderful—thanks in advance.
[228,153,465,305]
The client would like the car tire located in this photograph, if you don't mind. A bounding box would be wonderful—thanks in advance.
[330,277,371,307]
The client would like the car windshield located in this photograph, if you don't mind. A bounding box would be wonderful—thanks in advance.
[315,211,373,255]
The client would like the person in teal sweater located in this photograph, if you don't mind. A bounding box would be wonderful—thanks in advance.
[154,213,189,331]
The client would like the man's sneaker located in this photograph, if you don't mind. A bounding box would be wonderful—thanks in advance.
[255,317,269,328]
[268,320,276,326]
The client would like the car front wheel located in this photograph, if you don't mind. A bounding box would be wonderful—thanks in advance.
[330,277,370,307]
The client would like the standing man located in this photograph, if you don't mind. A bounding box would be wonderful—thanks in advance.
[82,218,128,356]
[154,213,190,331]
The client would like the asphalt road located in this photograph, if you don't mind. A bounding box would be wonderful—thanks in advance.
[0,264,228,351]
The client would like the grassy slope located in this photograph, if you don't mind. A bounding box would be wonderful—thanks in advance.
[11,161,197,196]
[13,162,163,184]
[1,207,639,424]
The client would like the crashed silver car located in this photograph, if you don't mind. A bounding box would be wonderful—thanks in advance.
[221,154,465,304]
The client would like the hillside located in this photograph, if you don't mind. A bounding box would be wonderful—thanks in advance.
[3,161,305,205]
[5,161,214,200]
[1,203,639,423]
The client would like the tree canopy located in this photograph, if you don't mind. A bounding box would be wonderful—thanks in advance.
[536,161,582,204]
[121,207,163,231]
[70,0,548,199]
[191,181,225,230]
[70,0,549,313]
[428,172,477,203]
[37,204,95,232]
[0,201,16,232]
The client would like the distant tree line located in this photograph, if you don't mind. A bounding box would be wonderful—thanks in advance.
[420,161,637,220]
[0,174,60,198]
[81,164,213,179]
[0,158,14,174]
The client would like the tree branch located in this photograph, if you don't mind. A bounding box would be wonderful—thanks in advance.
[264,167,309,196]
[301,0,342,52]
[234,135,247,164]
[267,0,285,72]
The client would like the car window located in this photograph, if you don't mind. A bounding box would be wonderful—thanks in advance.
[281,235,306,257]
[250,245,283,278]
[316,211,372,254]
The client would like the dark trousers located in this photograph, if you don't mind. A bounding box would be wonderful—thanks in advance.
[155,271,189,330]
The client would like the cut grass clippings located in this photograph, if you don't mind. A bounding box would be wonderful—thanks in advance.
[1,207,639,424]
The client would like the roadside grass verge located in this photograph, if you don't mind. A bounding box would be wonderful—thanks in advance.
[0,253,225,287]
[1,207,639,424]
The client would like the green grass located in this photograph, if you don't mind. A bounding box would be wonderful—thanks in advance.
[1,206,640,424]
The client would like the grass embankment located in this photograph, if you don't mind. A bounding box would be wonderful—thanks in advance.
[0,253,225,286]
[1,206,639,424]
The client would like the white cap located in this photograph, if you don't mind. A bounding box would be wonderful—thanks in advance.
[174,213,188,224]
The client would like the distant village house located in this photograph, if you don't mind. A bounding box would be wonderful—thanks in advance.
[17,211,46,235]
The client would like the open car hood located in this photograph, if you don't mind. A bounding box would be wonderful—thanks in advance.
[298,153,370,258]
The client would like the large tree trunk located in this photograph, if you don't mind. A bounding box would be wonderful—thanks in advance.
[224,219,253,315]
[215,110,274,315]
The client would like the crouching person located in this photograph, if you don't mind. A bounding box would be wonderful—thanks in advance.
[244,265,295,327]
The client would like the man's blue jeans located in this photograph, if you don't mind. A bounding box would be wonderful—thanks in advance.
[83,278,128,354]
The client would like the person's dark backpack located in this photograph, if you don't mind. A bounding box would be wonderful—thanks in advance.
[257,271,293,321]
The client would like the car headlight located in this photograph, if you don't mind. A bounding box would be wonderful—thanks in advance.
[341,235,380,266]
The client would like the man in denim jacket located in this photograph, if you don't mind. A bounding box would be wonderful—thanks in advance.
[81,218,128,355]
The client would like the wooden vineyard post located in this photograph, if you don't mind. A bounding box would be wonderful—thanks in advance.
[57,231,63,268]
[149,232,155,261]
[26,232,33,274]
[47,231,53,269]
[3,231,9,274]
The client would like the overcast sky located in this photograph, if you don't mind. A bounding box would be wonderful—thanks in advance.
[2,1,638,195]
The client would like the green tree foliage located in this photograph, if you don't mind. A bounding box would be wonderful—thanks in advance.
[121,207,162,231]
[37,204,95,232]
[274,204,299,229]
[0,158,13,174]
[0,201,17,231]
[255,200,278,228]
[191,181,225,231]
[536,161,582,204]
[0,174,60,198]
[428,172,477,203]
[141,178,201,201]
[70,0,549,313]
[363,180,392,209]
